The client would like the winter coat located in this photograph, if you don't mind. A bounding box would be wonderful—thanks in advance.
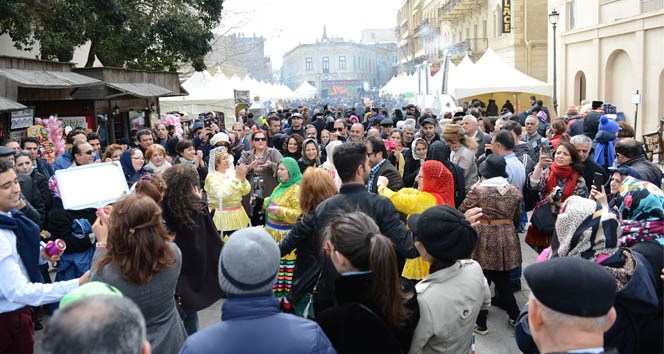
[409,260,491,354]
[179,295,336,354]
[162,206,224,314]
[317,273,419,354]
[285,183,417,312]
[618,155,663,188]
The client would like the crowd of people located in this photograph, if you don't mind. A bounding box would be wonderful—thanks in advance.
[0,95,662,354]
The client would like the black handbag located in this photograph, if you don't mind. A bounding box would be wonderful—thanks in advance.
[530,199,556,235]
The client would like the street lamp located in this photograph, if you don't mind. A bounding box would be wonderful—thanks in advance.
[549,9,559,117]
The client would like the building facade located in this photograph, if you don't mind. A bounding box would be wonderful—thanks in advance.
[397,0,549,83]
[205,33,273,82]
[281,31,397,97]
[549,0,664,136]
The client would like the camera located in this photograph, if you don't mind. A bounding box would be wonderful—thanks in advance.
[551,186,563,203]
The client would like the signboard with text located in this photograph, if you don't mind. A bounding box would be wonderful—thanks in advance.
[10,109,34,130]
[502,0,512,33]
[234,90,250,104]
[60,116,88,129]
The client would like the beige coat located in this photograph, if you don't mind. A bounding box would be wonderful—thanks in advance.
[409,260,490,354]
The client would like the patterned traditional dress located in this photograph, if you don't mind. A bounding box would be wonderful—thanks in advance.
[263,157,302,308]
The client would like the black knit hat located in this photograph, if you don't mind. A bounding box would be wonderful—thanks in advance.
[478,154,508,179]
[411,205,478,261]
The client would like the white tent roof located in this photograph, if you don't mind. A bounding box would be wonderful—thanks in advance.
[452,48,552,100]
[294,81,318,98]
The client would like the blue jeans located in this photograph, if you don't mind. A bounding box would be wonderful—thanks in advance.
[55,247,94,282]
[182,311,199,335]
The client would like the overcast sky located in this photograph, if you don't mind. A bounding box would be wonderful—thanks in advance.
[217,0,402,69]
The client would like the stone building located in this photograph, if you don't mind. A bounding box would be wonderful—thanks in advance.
[281,28,397,97]
[549,0,664,136]
[206,33,273,82]
[397,0,549,83]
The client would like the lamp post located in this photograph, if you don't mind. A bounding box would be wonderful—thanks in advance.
[549,9,559,117]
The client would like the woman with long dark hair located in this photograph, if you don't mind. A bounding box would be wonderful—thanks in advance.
[91,194,186,354]
[161,164,224,335]
[316,212,419,354]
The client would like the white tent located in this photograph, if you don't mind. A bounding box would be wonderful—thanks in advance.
[160,71,236,124]
[452,48,552,100]
[294,81,318,98]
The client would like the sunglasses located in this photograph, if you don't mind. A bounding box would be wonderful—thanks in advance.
[334,127,345,132]
[253,137,267,142]
[81,150,95,155]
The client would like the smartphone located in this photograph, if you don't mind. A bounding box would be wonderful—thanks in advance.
[542,145,552,160]
[593,172,604,191]
[204,118,212,128]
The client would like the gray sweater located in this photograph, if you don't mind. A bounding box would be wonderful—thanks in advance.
[92,242,187,354]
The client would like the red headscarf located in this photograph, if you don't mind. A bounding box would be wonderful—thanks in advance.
[546,162,579,202]
[421,160,454,206]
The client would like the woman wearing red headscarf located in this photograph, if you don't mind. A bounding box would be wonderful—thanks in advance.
[377,160,454,280]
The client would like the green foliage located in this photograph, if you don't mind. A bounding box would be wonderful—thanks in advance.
[0,0,224,71]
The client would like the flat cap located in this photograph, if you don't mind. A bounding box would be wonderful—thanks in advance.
[525,257,617,317]
[0,146,15,157]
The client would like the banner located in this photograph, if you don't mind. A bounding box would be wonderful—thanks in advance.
[10,109,34,130]
[60,116,88,129]
[502,0,512,33]
[234,90,250,104]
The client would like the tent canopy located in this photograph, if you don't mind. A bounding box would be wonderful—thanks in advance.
[294,81,317,98]
[452,48,552,100]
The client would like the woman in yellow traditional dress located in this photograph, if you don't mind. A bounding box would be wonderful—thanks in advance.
[263,157,302,309]
[377,160,455,280]
[204,146,250,239]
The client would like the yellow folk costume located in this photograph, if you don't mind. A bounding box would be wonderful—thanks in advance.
[204,170,251,235]
[263,157,302,306]
[378,160,456,280]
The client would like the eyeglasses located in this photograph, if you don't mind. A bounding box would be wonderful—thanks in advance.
[253,137,267,142]
[334,127,345,132]
[81,150,95,155]
[367,152,376,157]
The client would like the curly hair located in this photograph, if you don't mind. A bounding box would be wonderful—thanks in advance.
[102,144,123,161]
[161,164,206,230]
[95,194,176,285]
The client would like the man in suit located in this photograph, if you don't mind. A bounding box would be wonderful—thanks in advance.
[365,136,403,193]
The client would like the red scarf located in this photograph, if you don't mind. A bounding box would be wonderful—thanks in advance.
[546,163,578,201]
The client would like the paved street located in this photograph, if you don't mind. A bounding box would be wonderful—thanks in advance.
[35,230,537,354]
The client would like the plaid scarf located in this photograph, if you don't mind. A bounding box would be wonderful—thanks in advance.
[367,159,387,192]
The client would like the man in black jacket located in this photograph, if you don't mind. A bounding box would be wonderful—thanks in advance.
[615,138,662,187]
[571,135,608,192]
[366,136,403,193]
[282,142,417,312]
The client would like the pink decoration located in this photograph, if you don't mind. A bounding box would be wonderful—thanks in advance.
[157,114,184,137]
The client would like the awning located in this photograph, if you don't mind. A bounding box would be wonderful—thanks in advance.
[0,96,27,111]
[106,82,173,98]
[0,69,100,88]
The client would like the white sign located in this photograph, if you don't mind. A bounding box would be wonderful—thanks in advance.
[60,116,88,129]
[631,94,641,104]
[10,109,34,130]
[55,162,129,210]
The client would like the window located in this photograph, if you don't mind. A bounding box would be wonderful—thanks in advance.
[339,56,346,70]
[322,56,329,73]
[305,57,313,71]
[569,1,575,30]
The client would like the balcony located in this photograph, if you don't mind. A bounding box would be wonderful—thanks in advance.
[438,0,484,20]
[641,0,664,12]
[446,38,488,59]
